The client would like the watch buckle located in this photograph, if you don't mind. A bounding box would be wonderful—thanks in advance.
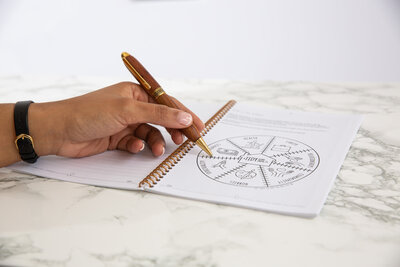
[15,134,35,150]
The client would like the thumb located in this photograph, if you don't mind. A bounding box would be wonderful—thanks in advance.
[125,101,193,129]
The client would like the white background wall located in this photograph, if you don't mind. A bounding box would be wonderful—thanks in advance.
[0,0,399,82]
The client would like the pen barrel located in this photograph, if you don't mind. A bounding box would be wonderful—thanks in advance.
[156,94,201,142]
[121,52,202,143]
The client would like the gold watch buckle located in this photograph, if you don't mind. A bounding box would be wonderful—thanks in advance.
[15,134,35,151]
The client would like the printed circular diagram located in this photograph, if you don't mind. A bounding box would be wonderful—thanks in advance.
[196,135,320,188]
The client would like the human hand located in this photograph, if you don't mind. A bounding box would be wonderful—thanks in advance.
[29,82,205,158]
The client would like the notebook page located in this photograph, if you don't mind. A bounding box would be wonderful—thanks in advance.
[9,102,220,190]
[11,149,169,190]
[149,103,362,217]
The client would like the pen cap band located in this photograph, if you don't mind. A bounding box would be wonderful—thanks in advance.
[152,87,166,99]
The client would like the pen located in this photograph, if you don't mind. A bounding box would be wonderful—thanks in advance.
[121,52,213,157]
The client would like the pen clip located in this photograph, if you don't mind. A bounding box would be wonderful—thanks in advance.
[122,56,152,90]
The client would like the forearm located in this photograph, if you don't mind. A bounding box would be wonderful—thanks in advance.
[0,104,21,167]
[0,103,61,167]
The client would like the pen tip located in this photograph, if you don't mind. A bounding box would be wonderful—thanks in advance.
[196,138,213,157]
[121,52,130,58]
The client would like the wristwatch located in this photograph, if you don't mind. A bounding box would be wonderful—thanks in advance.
[14,101,39,163]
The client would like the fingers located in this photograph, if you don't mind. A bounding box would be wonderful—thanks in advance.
[117,83,205,147]
[135,124,166,157]
[108,127,146,154]
[117,82,205,131]
[117,135,145,154]
[164,97,205,145]
[110,124,166,157]
[166,128,184,145]
[169,96,205,131]
[123,100,193,129]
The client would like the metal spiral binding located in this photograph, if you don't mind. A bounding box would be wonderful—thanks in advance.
[139,100,237,188]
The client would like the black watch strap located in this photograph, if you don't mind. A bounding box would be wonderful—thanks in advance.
[14,101,39,163]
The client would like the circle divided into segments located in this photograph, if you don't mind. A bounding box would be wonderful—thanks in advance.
[196,135,320,188]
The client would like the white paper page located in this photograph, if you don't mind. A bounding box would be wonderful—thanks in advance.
[9,102,220,190]
[149,103,363,217]
[10,149,168,190]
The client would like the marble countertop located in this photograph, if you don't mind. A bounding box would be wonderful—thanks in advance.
[0,76,399,267]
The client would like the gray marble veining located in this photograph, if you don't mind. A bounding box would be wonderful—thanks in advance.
[0,76,399,267]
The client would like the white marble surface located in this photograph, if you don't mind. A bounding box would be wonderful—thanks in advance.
[0,76,399,267]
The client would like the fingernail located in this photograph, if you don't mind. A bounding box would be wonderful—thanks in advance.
[178,112,192,126]
[140,142,145,151]
[161,147,165,156]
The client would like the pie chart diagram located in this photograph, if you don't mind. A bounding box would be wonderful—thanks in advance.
[196,135,320,188]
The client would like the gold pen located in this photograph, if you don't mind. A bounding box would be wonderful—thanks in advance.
[121,52,213,156]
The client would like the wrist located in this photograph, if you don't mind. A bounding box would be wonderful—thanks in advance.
[0,101,65,167]
[28,102,64,157]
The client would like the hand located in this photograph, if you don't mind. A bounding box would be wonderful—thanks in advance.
[29,82,205,158]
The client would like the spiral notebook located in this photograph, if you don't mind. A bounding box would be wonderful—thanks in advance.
[11,100,362,217]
